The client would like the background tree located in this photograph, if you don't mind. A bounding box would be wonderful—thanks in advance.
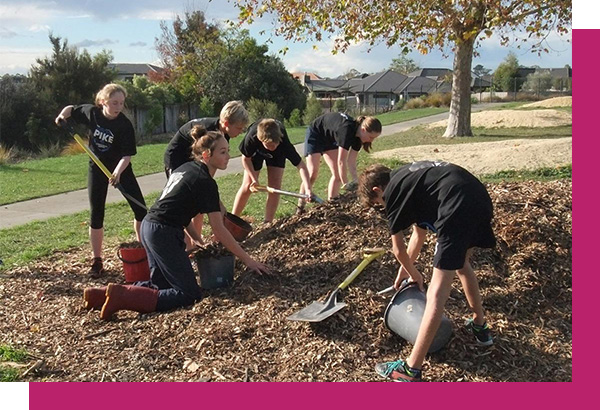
[523,70,553,94]
[155,13,306,118]
[303,93,323,125]
[390,55,419,75]
[493,52,520,92]
[473,64,492,78]
[235,0,571,137]
[30,35,114,108]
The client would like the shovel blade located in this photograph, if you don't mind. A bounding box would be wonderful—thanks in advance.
[287,290,346,322]
[287,301,347,322]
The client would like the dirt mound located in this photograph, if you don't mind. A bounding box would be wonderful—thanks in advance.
[428,109,572,128]
[372,137,572,176]
[0,181,571,382]
[522,96,572,108]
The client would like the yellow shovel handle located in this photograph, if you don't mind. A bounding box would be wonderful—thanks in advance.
[338,248,386,290]
[73,134,113,179]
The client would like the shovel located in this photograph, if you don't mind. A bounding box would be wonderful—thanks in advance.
[58,119,147,211]
[250,184,324,204]
[287,247,386,322]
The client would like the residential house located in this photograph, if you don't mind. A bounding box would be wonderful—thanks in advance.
[108,63,165,81]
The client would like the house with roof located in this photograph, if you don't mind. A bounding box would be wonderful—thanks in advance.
[108,63,165,81]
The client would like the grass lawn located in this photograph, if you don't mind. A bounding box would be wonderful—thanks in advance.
[0,106,449,205]
[0,122,572,272]
[0,345,29,382]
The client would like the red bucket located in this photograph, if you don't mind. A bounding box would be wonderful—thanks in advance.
[117,245,150,283]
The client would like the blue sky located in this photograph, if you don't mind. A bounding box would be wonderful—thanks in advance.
[1,0,573,78]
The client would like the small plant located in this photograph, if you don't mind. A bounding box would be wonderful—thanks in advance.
[0,144,14,165]
[37,142,63,159]
[247,98,283,123]
[404,97,425,109]
[0,344,29,382]
[61,139,87,156]
[303,94,323,125]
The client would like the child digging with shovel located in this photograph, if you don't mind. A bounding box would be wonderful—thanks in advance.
[55,83,147,278]
[358,161,496,382]
[83,129,270,320]
[232,118,313,222]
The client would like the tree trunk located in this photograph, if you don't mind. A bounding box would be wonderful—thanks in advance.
[443,38,476,138]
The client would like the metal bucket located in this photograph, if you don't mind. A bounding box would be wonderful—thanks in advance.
[383,282,453,353]
[195,254,235,289]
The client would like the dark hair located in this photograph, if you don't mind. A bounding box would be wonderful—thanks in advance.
[357,116,382,153]
[358,164,391,207]
[191,128,225,160]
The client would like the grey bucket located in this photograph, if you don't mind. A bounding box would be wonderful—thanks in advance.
[195,254,235,289]
[383,282,453,353]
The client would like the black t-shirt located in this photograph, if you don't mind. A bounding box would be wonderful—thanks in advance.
[309,112,362,151]
[239,120,302,166]
[383,161,492,236]
[146,161,221,228]
[163,118,229,171]
[71,104,137,169]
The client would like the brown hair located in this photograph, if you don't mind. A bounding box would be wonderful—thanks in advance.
[95,83,127,107]
[357,116,382,153]
[358,164,391,207]
[220,100,249,126]
[257,119,282,144]
[191,129,225,160]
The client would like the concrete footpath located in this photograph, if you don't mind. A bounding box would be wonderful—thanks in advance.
[0,105,498,229]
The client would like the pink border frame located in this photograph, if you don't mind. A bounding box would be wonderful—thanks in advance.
[26,29,584,410]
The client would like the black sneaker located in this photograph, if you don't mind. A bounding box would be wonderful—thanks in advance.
[375,359,422,382]
[88,257,105,278]
[465,318,493,346]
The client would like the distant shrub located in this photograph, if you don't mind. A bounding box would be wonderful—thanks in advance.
[285,108,303,128]
[37,142,63,159]
[247,98,283,123]
[303,94,323,125]
[404,98,426,109]
[333,98,346,112]
[61,139,87,156]
[0,144,14,165]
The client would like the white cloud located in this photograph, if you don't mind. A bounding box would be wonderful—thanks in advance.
[74,39,119,47]
[0,46,50,74]
[28,24,50,33]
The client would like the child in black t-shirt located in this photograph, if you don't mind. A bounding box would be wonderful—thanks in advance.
[86,129,270,320]
[163,101,249,176]
[163,101,249,250]
[55,83,147,278]
[232,118,313,222]
[358,161,496,382]
[299,113,381,210]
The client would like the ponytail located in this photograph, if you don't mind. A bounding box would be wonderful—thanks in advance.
[356,116,382,153]
[191,130,225,160]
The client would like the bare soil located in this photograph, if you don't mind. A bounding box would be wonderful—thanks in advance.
[428,109,572,129]
[0,180,572,382]
[521,96,572,108]
[372,137,572,176]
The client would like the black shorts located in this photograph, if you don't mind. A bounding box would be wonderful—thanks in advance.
[433,190,496,270]
[304,127,338,156]
[251,153,286,171]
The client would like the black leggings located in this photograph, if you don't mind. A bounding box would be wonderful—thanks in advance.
[88,163,147,229]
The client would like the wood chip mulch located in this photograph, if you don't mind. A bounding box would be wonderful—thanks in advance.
[0,180,572,382]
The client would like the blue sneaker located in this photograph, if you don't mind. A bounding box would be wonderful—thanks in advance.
[465,318,493,346]
[375,359,422,382]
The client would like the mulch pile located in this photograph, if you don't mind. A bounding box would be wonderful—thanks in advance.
[0,180,572,382]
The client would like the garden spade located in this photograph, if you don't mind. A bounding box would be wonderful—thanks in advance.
[250,183,324,204]
[287,247,386,322]
[58,119,147,211]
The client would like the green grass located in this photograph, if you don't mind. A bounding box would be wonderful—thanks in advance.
[0,345,29,382]
[0,120,572,272]
[0,106,450,205]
